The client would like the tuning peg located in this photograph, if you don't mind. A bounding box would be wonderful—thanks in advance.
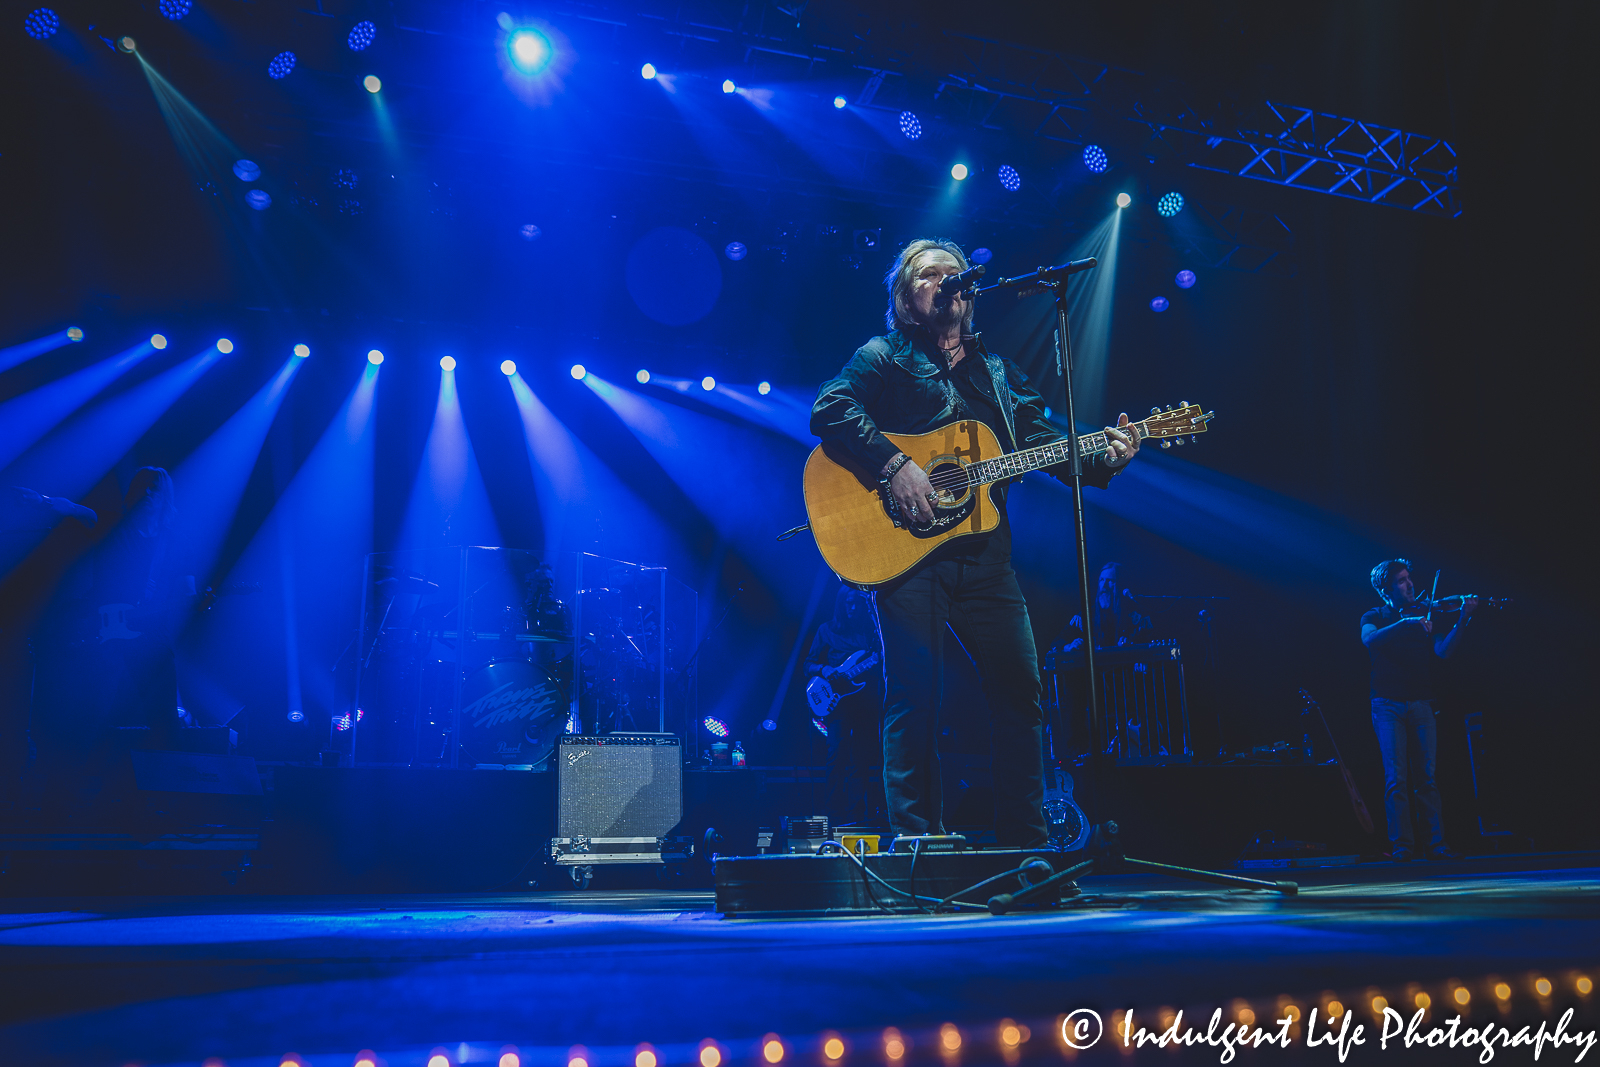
[1174,437,1185,446]
[1178,400,1189,408]
[1149,406,1160,415]
[1160,440,1172,449]
[1165,405,1174,411]
[1190,435,1198,443]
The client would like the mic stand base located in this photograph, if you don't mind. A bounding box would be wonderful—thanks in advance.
[986,821,1298,914]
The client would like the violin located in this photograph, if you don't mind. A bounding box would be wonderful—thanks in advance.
[1397,595,1513,618]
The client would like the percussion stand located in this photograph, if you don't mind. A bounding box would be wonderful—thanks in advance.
[978,267,1298,905]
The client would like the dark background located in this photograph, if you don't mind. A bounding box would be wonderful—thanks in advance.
[2,1,1594,850]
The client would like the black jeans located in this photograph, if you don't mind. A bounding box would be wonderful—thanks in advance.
[873,545,1048,847]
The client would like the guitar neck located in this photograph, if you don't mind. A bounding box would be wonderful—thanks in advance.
[966,422,1148,487]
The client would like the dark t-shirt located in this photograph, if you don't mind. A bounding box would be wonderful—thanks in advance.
[1360,604,1435,701]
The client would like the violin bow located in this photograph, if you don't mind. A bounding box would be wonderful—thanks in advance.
[1428,570,1441,626]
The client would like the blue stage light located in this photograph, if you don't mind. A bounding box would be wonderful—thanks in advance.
[761,718,778,731]
[1083,144,1108,173]
[970,247,993,265]
[440,355,456,371]
[636,369,650,384]
[640,62,656,79]
[288,709,305,723]
[950,163,968,181]
[721,79,736,94]
[812,717,828,737]
[757,381,771,395]
[245,190,271,210]
[1116,192,1131,208]
[1176,269,1196,289]
[500,359,516,376]
[1156,191,1185,217]
[216,338,234,353]
[232,159,260,181]
[898,111,922,140]
[998,164,1021,191]
[570,364,586,380]
[701,376,715,391]
[833,95,846,109]
[508,28,552,74]
[520,223,541,241]
[293,344,310,358]
[363,75,381,93]
[367,349,384,365]
[724,241,747,261]
[158,0,191,20]
[267,52,296,79]
[1150,296,1169,313]
[702,716,729,738]
[118,35,136,52]
[348,20,376,51]
[66,326,83,342]
[24,8,60,38]
[150,334,167,349]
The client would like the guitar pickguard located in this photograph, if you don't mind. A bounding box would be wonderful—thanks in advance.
[882,457,977,538]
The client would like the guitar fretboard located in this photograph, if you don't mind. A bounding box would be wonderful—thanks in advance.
[966,422,1149,487]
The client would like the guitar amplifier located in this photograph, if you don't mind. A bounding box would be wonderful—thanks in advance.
[557,734,682,839]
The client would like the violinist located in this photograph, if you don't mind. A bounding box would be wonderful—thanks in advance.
[1360,559,1478,862]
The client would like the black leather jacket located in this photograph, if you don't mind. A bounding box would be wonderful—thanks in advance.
[810,328,1116,490]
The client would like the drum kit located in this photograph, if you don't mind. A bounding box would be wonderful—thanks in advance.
[352,548,693,768]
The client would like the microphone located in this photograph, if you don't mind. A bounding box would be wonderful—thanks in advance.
[937,264,986,298]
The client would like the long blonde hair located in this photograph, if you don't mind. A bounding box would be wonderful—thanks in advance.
[883,237,975,335]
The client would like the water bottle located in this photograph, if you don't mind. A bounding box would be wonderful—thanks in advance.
[732,741,747,768]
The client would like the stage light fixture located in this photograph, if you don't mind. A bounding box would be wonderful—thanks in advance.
[640,62,656,79]
[439,355,457,371]
[635,369,650,384]
[508,29,552,74]
[520,223,541,241]
[898,110,922,140]
[158,0,190,20]
[367,349,384,364]
[970,247,993,264]
[66,326,84,342]
[1156,191,1185,217]
[702,716,729,738]
[363,75,381,93]
[500,359,516,376]
[288,709,305,722]
[1176,269,1196,288]
[998,164,1021,191]
[232,159,260,181]
[23,8,60,39]
[950,163,968,181]
[757,381,771,395]
[832,95,846,109]
[117,35,136,52]
[348,20,376,51]
[1116,192,1132,208]
[700,376,715,391]
[216,338,234,353]
[245,190,271,210]
[1150,296,1169,312]
[268,51,296,79]
[724,241,747,261]
[293,344,310,358]
[570,364,586,380]
[150,333,167,349]
[721,79,736,94]
[760,718,777,731]
[1083,144,1109,173]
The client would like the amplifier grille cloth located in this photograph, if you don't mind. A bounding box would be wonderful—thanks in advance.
[557,734,682,838]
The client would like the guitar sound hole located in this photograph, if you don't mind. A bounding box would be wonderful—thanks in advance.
[927,461,972,507]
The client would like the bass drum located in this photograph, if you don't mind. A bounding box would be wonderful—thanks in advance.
[458,659,566,767]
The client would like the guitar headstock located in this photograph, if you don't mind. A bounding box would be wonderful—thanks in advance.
[1140,403,1214,450]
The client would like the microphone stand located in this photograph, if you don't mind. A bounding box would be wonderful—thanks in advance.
[976,263,1296,910]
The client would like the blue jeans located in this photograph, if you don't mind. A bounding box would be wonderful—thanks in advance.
[1371,698,1444,851]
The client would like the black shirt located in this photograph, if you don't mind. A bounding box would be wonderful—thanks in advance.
[1360,604,1435,701]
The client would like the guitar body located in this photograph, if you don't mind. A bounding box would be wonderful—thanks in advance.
[804,420,1006,587]
[805,649,879,717]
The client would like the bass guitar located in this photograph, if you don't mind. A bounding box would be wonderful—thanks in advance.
[805,649,879,717]
[803,404,1213,586]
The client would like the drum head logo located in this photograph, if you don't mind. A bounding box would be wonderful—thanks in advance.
[464,680,560,729]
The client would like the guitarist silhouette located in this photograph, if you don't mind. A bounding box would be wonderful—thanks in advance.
[803,586,887,826]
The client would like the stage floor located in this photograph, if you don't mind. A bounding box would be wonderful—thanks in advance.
[1,854,1596,1066]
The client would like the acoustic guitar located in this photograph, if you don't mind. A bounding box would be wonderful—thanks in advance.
[802,404,1213,586]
